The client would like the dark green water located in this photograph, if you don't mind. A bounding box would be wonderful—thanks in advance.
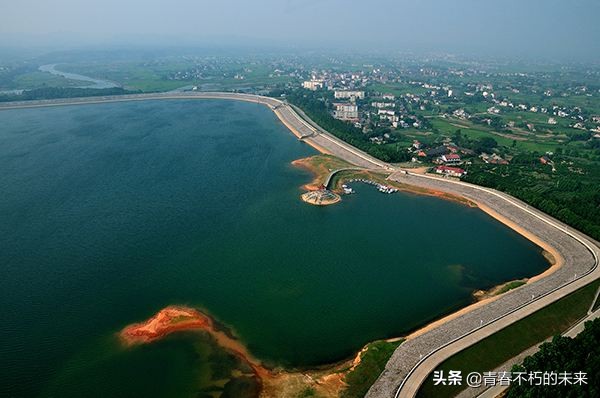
[0,100,548,397]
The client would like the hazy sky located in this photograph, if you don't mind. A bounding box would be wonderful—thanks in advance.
[1,0,599,59]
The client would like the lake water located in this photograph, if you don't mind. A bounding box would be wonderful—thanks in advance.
[0,99,549,397]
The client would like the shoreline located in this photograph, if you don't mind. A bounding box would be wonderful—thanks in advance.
[291,155,475,208]
[290,155,563,345]
[272,107,332,155]
[476,201,564,284]
[3,93,576,396]
[402,197,564,341]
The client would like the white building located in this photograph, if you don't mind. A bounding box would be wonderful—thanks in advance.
[371,102,395,109]
[334,90,365,100]
[302,80,324,91]
[333,103,359,121]
[453,109,469,119]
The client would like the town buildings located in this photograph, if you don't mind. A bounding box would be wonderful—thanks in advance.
[333,103,359,121]
[302,80,324,91]
[334,90,365,100]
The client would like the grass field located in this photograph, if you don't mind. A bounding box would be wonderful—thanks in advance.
[1,71,89,90]
[342,340,404,398]
[496,280,527,295]
[57,61,295,92]
[428,117,560,153]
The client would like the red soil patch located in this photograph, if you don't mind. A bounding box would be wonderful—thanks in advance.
[120,306,212,344]
[120,306,270,380]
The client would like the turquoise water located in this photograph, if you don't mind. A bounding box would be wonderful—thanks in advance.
[0,100,548,397]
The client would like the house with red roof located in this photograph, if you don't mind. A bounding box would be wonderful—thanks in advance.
[440,153,462,165]
[434,165,467,178]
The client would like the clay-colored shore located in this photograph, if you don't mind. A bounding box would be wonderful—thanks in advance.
[293,155,476,208]
[120,306,359,397]
[292,155,355,191]
[291,155,563,344]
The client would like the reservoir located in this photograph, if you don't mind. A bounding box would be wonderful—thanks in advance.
[0,99,549,397]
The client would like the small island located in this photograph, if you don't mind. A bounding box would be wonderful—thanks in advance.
[301,189,341,205]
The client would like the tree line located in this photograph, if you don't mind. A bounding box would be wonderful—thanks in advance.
[507,318,600,398]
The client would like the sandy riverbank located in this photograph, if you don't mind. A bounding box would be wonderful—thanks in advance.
[292,155,355,191]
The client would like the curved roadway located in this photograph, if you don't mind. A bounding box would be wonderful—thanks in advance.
[1,91,599,398]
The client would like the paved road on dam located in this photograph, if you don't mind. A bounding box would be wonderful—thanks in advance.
[2,91,599,398]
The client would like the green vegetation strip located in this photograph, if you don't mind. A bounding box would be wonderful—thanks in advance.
[342,340,403,398]
[416,279,600,398]
[497,280,527,295]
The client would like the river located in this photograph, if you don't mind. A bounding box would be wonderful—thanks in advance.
[38,63,119,89]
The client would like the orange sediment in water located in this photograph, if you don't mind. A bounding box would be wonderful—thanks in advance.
[119,306,355,397]
[120,306,211,344]
[120,306,269,378]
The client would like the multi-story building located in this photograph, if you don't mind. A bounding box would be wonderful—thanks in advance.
[333,103,359,121]
[334,90,365,100]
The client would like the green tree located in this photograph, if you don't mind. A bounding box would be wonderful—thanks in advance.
[507,318,600,398]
